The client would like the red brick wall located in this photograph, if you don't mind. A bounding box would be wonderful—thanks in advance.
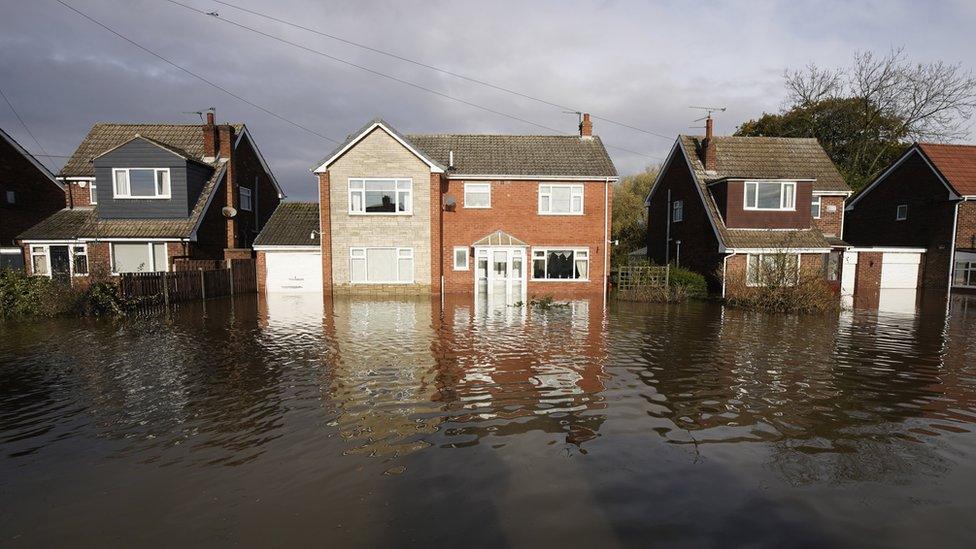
[853,251,883,309]
[812,195,846,238]
[256,250,267,293]
[646,153,724,291]
[21,241,185,283]
[64,180,92,208]
[0,136,65,247]
[845,150,957,288]
[721,179,814,229]
[430,173,443,294]
[439,179,611,296]
[956,201,976,251]
[724,252,826,297]
[318,172,333,296]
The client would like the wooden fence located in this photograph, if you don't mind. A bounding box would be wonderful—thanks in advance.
[119,259,256,307]
[614,264,670,291]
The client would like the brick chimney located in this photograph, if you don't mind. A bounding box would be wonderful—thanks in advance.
[218,123,237,250]
[702,115,716,170]
[579,113,593,138]
[203,111,218,159]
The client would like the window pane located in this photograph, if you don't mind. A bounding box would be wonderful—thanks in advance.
[366,248,397,282]
[571,195,582,213]
[32,252,48,275]
[512,256,523,279]
[114,171,128,195]
[533,258,545,279]
[90,184,98,204]
[156,170,170,196]
[365,190,397,212]
[757,183,782,209]
[465,184,490,208]
[575,256,588,279]
[73,248,88,275]
[478,258,489,279]
[128,169,157,197]
[398,257,413,282]
[546,250,575,279]
[454,248,467,269]
[397,191,410,212]
[550,187,572,213]
[350,192,363,212]
[783,184,795,209]
[811,197,821,217]
[349,180,364,190]
[350,257,366,282]
[539,194,550,212]
[745,183,757,208]
[153,243,167,272]
[113,243,152,273]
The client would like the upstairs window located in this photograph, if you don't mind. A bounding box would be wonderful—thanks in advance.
[744,181,795,211]
[672,200,683,222]
[5,190,15,204]
[464,183,491,208]
[240,187,253,211]
[896,204,908,221]
[112,168,171,199]
[89,183,98,205]
[349,179,411,215]
[539,184,583,215]
[811,196,821,218]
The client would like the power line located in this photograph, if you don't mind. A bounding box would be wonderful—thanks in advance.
[0,86,54,168]
[208,0,675,141]
[159,0,660,160]
[55,0,340,144]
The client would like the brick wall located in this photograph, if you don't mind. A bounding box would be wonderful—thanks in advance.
[64,180,93,208]
[852,251,883,309]
[956,201,976,251]
[812,195,846,238]
[0,136,65,247]
[318,172,333,296]
[256,250,267,293]
[439,178,610,296]
[21,240,186,284]
[723,252,826,298]
[326,128,433,293]
[845,150,956,289]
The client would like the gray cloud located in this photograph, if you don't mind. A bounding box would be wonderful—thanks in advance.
[2,0,974,200]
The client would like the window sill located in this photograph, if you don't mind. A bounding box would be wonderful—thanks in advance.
[349,281,416,285]
[113,195,172,200]
[538,212,584,216]
[742,207,797,212]
[348,212,413,217]
[463,205,491,209]
[530,278,589,282]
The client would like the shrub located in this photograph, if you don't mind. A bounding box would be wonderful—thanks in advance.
[73,280,129,317]
[723,262,839,314]
[0,268,74,319]
[667,266,708,298]
[615,285,690,303]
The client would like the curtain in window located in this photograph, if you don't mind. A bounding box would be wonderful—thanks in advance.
[113,243,152,273]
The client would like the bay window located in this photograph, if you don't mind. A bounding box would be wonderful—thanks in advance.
[112,168,171,199]
[349,179,411,214]
[111,242,168,273]
[538,184,583,215]
[531,248,589,280]
[349,247,414,283]
[464,183,491,208]
[744,181,795,211]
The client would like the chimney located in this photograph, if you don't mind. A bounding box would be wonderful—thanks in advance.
[218,123,237,250]
[203,111,218,159]
[703,115,716,170]
[579,113,593,138]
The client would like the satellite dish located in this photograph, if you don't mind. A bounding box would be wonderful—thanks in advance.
[222,206,238,218]
[444,195,456,209]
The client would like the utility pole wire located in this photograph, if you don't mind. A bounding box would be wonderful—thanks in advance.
[0,86,55,170]
[55,0,341,144]
[160,0,659,160]
[207,0,674,141]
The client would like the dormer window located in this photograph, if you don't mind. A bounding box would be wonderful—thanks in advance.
[112,168,171,199]
[744,181,795,211]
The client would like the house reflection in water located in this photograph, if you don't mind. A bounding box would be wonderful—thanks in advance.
[258,293,610,456]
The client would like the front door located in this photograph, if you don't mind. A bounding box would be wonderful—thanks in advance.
[475,247,526,306]
[49,245,71,284]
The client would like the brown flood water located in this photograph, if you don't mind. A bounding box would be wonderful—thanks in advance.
[2,292,976,547]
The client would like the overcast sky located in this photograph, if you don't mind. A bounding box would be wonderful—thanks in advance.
[2,0,975,200]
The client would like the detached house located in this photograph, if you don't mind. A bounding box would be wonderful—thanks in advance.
[644,119,852,296]
[17,113,282,282]
[0,127,65,269]
[256,115,617,299]
[845,143,976,291]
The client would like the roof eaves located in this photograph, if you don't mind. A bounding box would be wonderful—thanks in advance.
[311,118,446,173]
[0,126,62,190]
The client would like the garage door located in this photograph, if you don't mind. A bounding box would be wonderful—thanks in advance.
[880,252,921,289]
[265,251,322,293]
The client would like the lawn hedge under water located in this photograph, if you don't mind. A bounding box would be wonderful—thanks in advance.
[0,269,129,319]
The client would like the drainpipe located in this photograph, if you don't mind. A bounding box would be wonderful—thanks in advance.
[948,198,964,292]
[665,189,671,265]
[721,252,734,299]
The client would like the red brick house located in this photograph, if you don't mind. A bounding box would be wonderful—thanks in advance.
[0,127,65,269]
[644,118,852,296]
[17,113,282,283]
[845,142,976,291]
[256,115,617,300]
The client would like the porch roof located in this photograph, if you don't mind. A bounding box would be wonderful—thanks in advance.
[472,230,528,247]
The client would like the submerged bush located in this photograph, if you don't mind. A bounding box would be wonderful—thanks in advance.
[723,261,839,314]
[667,266,708,298]
[73,280,129,317]
[614,264,708,303]
[0,268,130,320]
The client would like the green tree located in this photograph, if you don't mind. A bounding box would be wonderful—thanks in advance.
[611,165,659,267]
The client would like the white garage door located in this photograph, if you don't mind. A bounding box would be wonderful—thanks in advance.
[880,252,921,289]
[265,251,322,293]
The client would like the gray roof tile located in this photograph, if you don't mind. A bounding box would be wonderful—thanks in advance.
[253,202,320,247]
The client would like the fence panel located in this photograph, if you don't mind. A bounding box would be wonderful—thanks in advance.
[119,260,258,309]
[615,265,670,292]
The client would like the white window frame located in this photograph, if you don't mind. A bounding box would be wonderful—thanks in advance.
[954,261,976,288]
[239,187,253,212]
[348,178,412,216]
[463,183,491,209]
[672,199,684,222]
[896,204,908,221]
[811,195,821,219]
[27,243,88,278]
[5,190,15,204]
[538,184,584,215]
[111,168,171,199]
[453,246,469,271]
[348,246,414,284]
[530,247,590,281]
[743,181,796,211]
[746,253,801,287]
[89,183,98,205]
[110,242,169,275]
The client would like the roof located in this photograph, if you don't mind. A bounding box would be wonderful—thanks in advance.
[19,163,227,240]
[918,143,976,196]
[312,117,617,178]
[472,230,528,247]
[0,126,62,189]
[680,135,850,192]
[59,122,244,178]
[253,202,320,247]
[723,229,834,250]
[407,134,617,178]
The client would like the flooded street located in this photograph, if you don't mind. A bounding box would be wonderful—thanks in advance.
[2,293,976,547]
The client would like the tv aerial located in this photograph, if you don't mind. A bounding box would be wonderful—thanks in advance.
[182,107,216,122]
[689,105,726,123]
